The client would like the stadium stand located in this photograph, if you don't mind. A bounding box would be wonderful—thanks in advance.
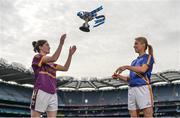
[0,58,180,117]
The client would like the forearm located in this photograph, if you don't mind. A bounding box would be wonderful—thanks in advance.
[51,44,63,62]
[63,54,72,71]
[117,75,129,82]
[113,74,129,82]
[125,65,147,74]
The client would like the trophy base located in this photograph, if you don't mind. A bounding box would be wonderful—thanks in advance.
[79,26,90,32]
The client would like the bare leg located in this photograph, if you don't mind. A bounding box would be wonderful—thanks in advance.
[143,106,153,117]
[47,111,57,118]
[31,110,41,118]
[129,109,140,118]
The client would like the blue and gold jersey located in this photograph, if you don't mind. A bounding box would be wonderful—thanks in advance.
[129,54,154,87]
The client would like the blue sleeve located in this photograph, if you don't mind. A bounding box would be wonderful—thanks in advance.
[142,55,154,67]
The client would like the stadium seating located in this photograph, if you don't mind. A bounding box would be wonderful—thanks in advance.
[0,81,180,117]
[1,59,180,117]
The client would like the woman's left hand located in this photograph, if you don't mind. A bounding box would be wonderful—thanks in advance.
[69,45,77,56]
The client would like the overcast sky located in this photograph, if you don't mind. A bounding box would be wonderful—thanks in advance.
[0,0,180,78]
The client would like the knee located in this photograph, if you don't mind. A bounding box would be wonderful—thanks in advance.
[144,112,153,117]
[143,107,153,117]
[129,110,139,117]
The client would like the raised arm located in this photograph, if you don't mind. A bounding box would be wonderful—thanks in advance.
[43,34,66,63]
[56,46,77,71]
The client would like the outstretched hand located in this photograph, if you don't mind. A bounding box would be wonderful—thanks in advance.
[112,73,120,79]
[60,34,66,46]
[115,66,127,75]
[69,45,77,56]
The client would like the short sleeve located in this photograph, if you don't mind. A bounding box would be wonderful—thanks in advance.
[32,54,45,67]
[54,64,64,70]
[142,55,154,67]
[53,63,58,70]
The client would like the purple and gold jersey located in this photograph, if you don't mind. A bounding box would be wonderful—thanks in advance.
[32,54,58,94]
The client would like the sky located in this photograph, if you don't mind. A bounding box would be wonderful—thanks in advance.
[0,0,180,78]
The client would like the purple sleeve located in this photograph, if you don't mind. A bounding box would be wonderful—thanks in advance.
[32,54,45,67]
[53,63,59,70]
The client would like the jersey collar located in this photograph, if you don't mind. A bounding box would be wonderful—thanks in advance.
[137,53,147,59]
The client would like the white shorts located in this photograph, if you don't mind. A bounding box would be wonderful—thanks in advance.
[30,89,58,113]
[128,85,154,110]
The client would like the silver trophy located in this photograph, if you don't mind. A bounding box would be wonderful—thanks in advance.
[78,12,94,32]
[77,6,105,32]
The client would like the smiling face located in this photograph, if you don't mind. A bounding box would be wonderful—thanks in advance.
[39,42,50,54]
[134,37,147,54]
[134,40,144,53]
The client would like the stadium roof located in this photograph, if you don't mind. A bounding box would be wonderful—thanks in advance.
[0,58,180,90]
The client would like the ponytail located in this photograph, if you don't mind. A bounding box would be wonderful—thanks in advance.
[147,44,153,57]
[32,41,38,52]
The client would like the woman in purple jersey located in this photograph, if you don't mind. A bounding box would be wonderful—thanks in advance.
[31,34,76,117]
[112,37,154,117]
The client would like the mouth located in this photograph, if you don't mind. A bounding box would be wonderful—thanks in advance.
[47,49,50,53]
[134,48,138,52]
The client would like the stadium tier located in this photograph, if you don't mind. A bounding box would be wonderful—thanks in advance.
[0,58,180,117]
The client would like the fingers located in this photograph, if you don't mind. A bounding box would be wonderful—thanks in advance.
[115,66,127,75]
[112,75,117,79]
[61,34,66,39]
[71,45,77,54]
[115,69,118,74]
[69,46,72,52]
[113,66,127,79]
[72,45,77,51]
[72,45,76,49]
[60,34,66,45]
[115,68,119,74]
[112,73,120,79]
[117,69,123,74]
[71,45,76,50]
[61,34,66,41]
[115,68,122,75]
[69,45,77,55]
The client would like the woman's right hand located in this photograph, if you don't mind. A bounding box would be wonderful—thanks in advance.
[115,66,127,74]
[112,73,120,79]
[60,34,66,46]
[112,73,129,82]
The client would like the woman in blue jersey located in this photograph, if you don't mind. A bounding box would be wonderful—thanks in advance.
[112,37,154,117]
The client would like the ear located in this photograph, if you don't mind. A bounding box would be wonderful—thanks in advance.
[142,43,146,48]
[39,45,42,50]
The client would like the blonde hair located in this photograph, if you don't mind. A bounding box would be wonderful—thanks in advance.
[135,37,154,57]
